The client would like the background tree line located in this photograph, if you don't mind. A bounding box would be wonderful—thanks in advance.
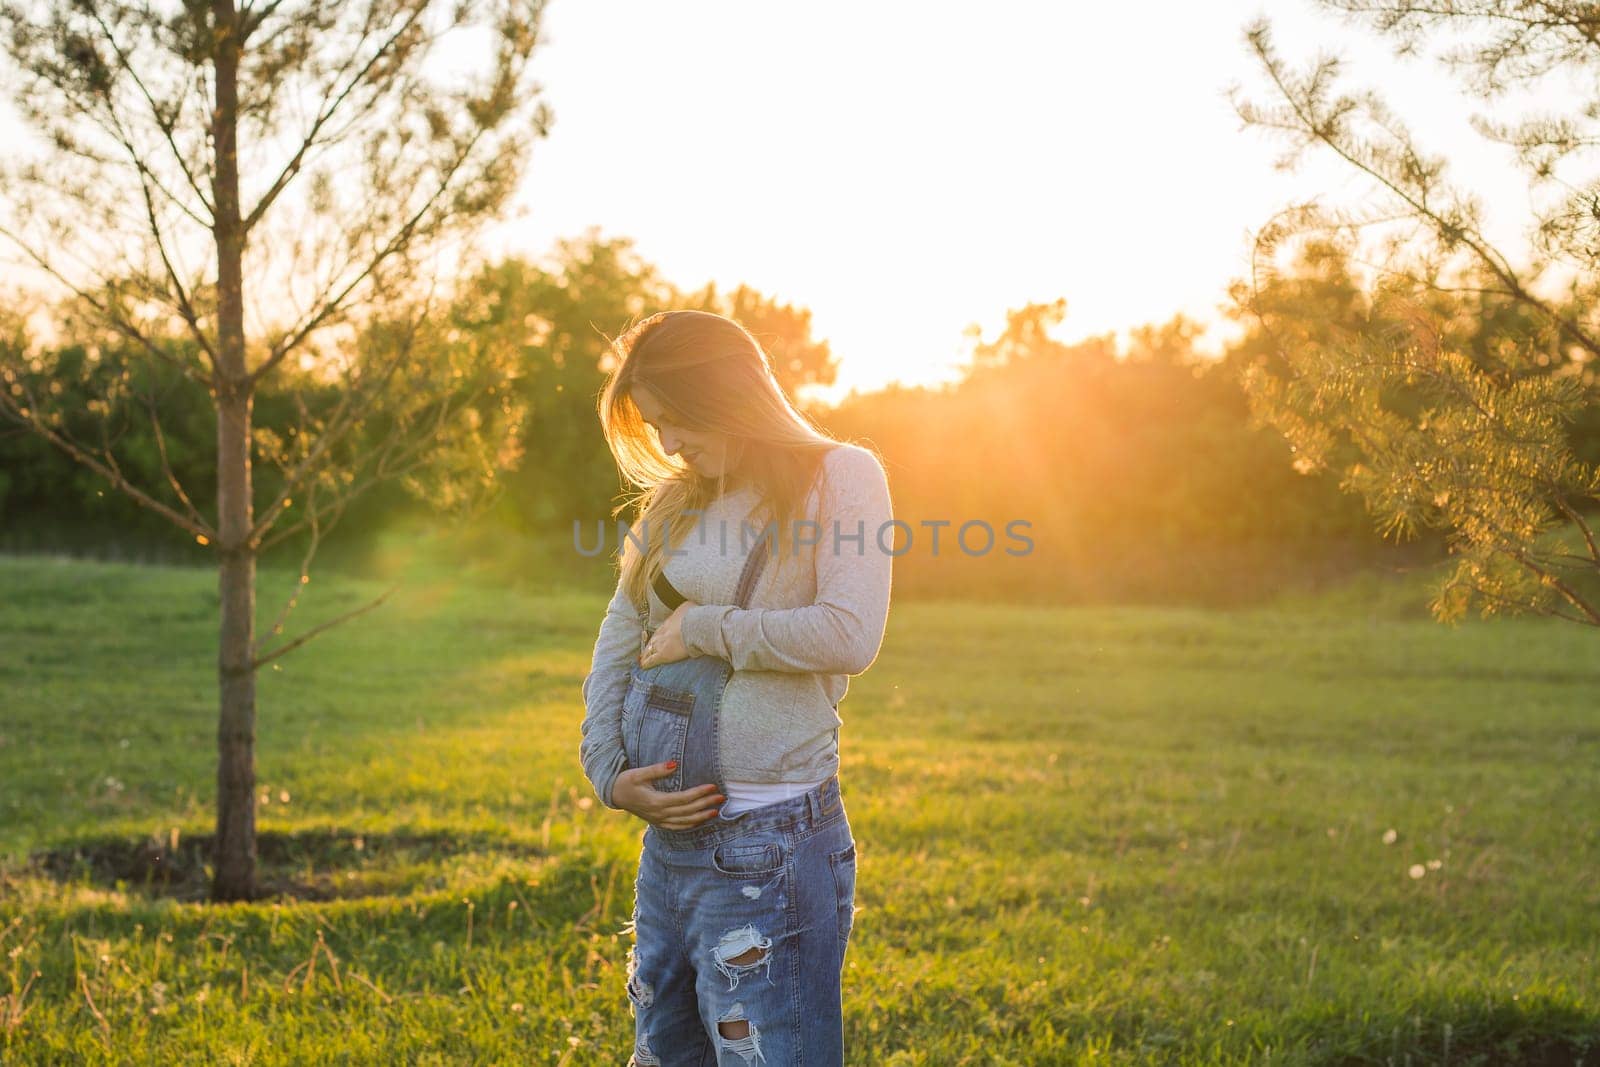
[16,225,1591,607]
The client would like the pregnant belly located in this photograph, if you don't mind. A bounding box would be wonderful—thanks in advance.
[621,654,732,792]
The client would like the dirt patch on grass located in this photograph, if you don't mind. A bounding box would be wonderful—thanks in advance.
[10,828,551,902]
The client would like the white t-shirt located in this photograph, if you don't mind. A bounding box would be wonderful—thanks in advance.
[719,777,830,816]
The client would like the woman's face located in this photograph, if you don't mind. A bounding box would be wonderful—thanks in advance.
[631,384,740,478]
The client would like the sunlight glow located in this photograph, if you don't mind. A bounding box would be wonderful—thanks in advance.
[0,1,1556,405]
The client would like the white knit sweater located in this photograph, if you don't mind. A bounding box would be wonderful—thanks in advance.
[579,443,895,809]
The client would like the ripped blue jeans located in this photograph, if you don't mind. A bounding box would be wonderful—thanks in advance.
[625,777,856,1066]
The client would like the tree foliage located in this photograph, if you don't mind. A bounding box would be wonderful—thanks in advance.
[1231,1,1600,625]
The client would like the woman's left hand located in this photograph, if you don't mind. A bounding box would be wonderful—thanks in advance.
[640,600,700,667]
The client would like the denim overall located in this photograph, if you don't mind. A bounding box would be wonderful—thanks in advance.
[622,536,858,1067]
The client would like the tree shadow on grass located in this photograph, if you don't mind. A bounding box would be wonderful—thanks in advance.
[11,828,554,903]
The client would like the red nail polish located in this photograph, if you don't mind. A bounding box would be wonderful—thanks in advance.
[666,761,677,770]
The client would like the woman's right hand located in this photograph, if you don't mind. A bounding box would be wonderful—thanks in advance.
[613,761,725,829]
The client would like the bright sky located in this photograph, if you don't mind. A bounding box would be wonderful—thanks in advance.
[483,0,1542,405]
[0,1,1547,407]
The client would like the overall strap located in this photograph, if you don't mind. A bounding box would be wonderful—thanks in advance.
[731,532,771,609]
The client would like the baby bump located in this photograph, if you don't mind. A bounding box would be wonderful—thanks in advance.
[621,655,733,792]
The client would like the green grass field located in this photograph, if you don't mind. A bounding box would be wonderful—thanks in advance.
[0,535,1597,1064]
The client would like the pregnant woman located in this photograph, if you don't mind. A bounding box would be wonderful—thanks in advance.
[578,309,894,1066]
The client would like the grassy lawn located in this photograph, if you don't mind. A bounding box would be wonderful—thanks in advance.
[0,536,1596,1064]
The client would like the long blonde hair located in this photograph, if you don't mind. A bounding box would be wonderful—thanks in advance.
[597,309,850,612]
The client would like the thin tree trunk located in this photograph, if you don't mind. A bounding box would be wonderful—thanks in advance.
[210,0,257,903]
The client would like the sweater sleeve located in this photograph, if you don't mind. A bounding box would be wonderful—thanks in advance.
[678,445,894,675]
[579,576,642,810]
